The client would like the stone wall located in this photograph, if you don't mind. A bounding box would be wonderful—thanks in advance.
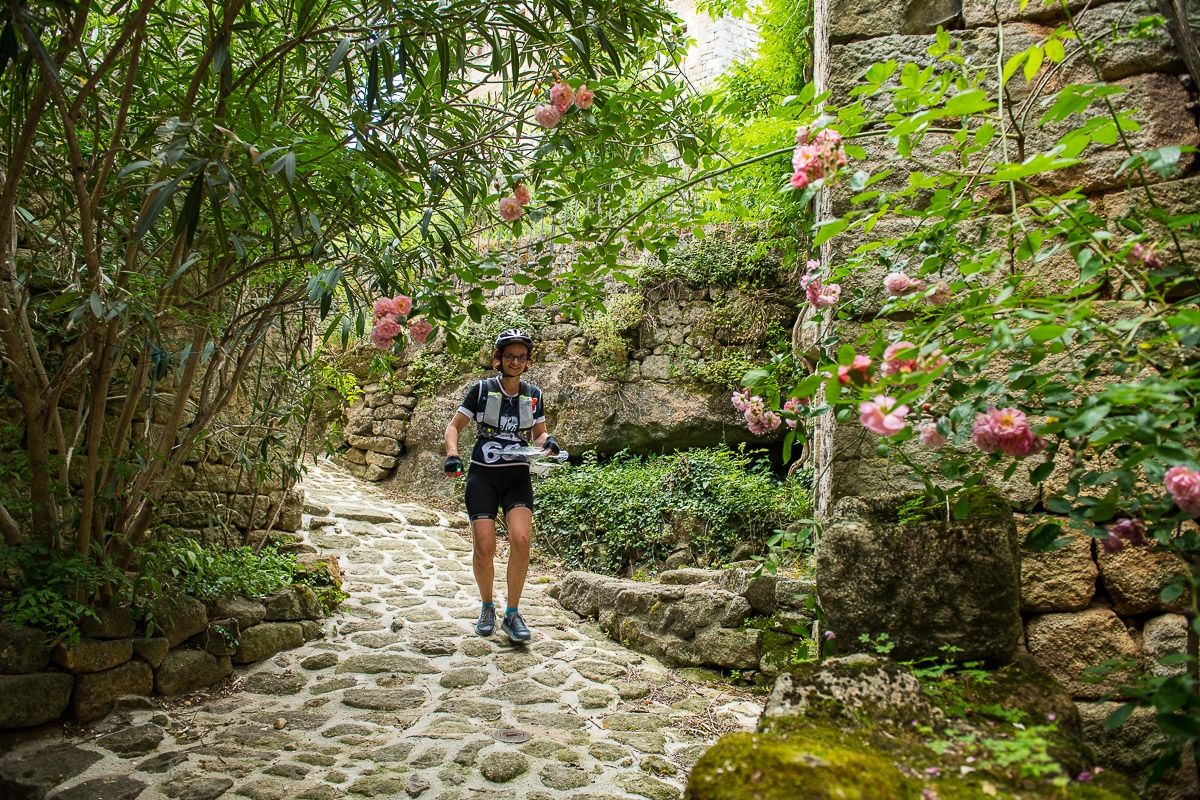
[819,0,1200,504]
[339,282,798,496]
[551,566,817,680]
[0,585,328,730]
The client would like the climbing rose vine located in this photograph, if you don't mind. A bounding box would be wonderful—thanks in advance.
[369,295,426,350]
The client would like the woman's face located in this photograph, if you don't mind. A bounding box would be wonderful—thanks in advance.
[497,342,532,375]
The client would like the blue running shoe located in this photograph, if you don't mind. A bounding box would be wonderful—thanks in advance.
[501,611,531,643]
[475,606,496,637]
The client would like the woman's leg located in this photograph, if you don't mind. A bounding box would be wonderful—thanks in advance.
[471,518,497,603]
[503,506,532,608]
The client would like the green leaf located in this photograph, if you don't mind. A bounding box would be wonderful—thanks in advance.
[1143,145,1184,178]
[327,37,352,78]
[1104,703,1135,731]
[813,217,848,246]
[1023,46,1044,81]
[1029,460,1056,484]
[1028,323,1066,343]
[943,89,996,116]
[1023,520,1064,551]
[1160,582,1185,602]
[741,368,770,388]
[952,494,971,520]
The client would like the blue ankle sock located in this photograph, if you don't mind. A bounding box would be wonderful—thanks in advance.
[505,606,518,617]
[482,601,495,609]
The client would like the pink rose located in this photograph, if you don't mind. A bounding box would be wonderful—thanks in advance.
[783,397,805,430]
[370,316,401,349]
[880,341,919,378]
[859,395,909,436]
[838,355,872,385]
[1127,242,1164,271]
[927,280,952,305]
[534,103,562,128]
[920,422,946,448]
[408,319,433,345]
[574,85,594,110]
[392,295,412,317]
[790,169,810,190]
[883,272,925,298]
[372,297,399,319]
[1165,466,1200,515]
[731,388,752,413]
[973,407,1047,458]
[795,125,811,145]
[498,196,524,221]
[513,183,531,206]
[549,81,574,112]
[806,276,841,308]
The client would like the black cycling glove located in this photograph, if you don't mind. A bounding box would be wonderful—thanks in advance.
[541,435,560,455]
[444,456,464,476]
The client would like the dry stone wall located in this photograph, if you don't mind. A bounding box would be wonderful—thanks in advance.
[339,284,797,495]
[550,566,817,680]
[815,0,1200,789]
[0,585,325,730]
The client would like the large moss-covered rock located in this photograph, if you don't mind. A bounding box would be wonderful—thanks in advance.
[816,487,1023,662]
[0,623,50,674]
[686,656,1137,800]
[72,660,153,722]
[232,621,304,663]
[154,650,232,695]
[0,672,74,728]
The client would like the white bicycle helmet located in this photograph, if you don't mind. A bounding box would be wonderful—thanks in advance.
[494,328,534,352]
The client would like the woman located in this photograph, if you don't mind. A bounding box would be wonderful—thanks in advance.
[443,329,560,643]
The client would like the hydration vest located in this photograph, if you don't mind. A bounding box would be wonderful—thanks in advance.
[479,376,534,434]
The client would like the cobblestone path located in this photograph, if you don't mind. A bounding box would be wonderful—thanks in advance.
[0,462,762,800]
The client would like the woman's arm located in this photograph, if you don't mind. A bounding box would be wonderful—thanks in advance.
[445,411,471,457]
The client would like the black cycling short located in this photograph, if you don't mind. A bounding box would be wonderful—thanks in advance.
[464,465,534,521]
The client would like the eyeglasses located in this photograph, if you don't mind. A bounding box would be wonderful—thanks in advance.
[502,354,529,363]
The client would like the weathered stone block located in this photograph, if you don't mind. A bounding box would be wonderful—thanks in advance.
[660,567,717,586]
[80,606,136,639]
[1098,545,1190,615]
[51,638,133,674]
[232,622,304,663]
[817,487,1023,662]
[343,447,368,465]
[1025,608,1140,698]
[365,449,398,468]
[296,553,342,586]
[831,0,961,42]
[0,623,50,674]
[0,672,74,727]
[263,585,325,621]
[774,577,816,612]
[743,575,777,615]
[154,650,233,695]
[1018,518,1096,612]
[1029,73,1199,195]
[693,626,760,670]
[364,464,390,481]
[151,593,209,648]
[556,572,630,618]
[346,435,402,456]
[1078,700,1200,797]
[72,659,153,722]
[202,618,240,656]
[131,637,169,668]
[371,419,408,441]
[373,404,412,421]
[211,594,266,630]
[1143,613,1190,678]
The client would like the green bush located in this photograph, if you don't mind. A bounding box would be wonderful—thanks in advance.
[135,538,299,604]
[534,446,811,574]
